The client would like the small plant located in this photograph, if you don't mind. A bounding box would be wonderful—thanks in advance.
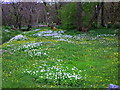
[113,22,120,29]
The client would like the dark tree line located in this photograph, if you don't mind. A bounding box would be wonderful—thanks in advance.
[76,2,119,32]
[2,2,120,31]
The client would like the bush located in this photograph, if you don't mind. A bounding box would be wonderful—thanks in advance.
[113,22,120,29]
[59,3,77,30]
[59,2,98,30]
[82,2,97,27]
[3,26,11,29]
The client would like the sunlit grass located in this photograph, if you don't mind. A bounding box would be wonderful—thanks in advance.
[2,27,119,88]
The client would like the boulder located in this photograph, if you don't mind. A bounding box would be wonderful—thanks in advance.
[107,84,120,90]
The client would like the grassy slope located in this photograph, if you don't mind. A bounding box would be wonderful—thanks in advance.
[2,26,22,44]
[1,27,119,88]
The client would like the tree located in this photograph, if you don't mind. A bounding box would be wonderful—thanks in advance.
[43,2,52,27]
[77,2,83,31]
[59,3,77,29]
[2,2,45,30]
[59,2,102,31]
[85,2,102,32]
[101,2,105,27]
[10,2,24,30]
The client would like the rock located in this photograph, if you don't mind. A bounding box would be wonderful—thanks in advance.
[9,34,28,41]
[107,84,120,90]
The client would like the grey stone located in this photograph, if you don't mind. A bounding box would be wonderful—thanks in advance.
[107,84,120,90]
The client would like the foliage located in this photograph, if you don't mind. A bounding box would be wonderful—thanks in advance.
[113,22,120,29]
[3,26,11,29]
[1,27,119,88]
[59,2,100,30]
[82,2,99,27]
[59,3,77,29]
[107,22,120,29]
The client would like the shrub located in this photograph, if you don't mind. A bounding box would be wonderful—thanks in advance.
[59,3,77,30]
[3,26,11,29]
[59,2,98,30]
[113,22,120,29]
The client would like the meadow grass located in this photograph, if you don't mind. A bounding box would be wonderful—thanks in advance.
[1,26,22,44]
[1,27,119,88]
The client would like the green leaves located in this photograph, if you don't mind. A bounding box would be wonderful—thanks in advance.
[59,3,77,29]
[82,2,98,27]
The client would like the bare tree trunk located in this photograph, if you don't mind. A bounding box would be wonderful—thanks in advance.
[27,14,32,31]
[54,2,59,25]
[101,2,105,27]
[18,16,22,30]
[85,3,102,32]
[43,2,56,29]
[11,2,23,30]
[77,2,83,31]
[57,2,64,25]
[43,2,51,26]
[12,3,18,29]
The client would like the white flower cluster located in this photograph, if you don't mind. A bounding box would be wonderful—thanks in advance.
[19,42,43,50]
[27,49,48,57]
[9,34,28,41]
[23,62,87,81]
[96,34,116,37]
[73,33,117,41]
[17,42,52,51]
[32,29,41,31]
[6,42,52,57]
[17,42,52,57]
[32,30,116,42]
[4,29,10,32]
[32,30,65,37]
[54,34,73,39]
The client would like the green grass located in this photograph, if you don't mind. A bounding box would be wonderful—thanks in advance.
[2,26,22,44]
[1,27,119,88]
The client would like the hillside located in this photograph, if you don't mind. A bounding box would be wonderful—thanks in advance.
[1,27,119,88]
